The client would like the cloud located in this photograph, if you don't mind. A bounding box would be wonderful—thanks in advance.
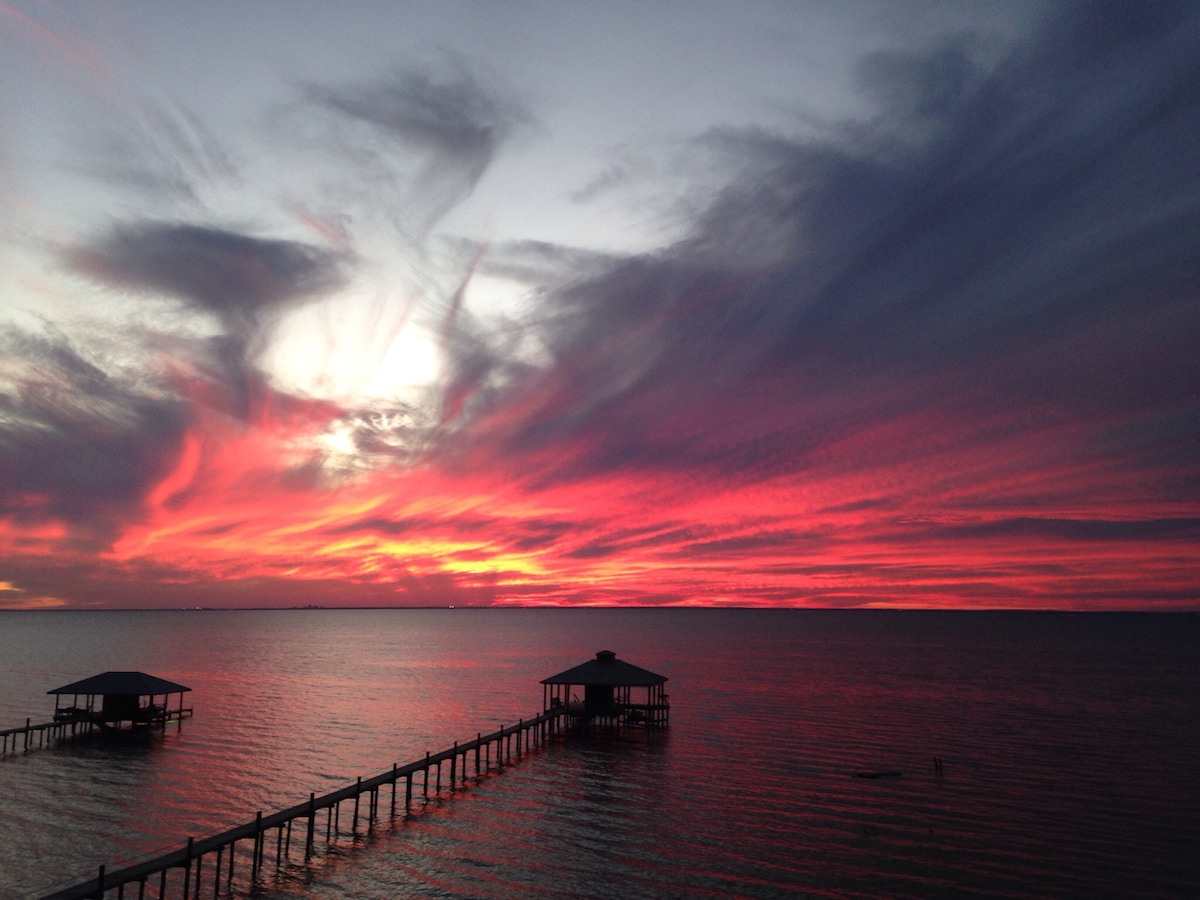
[65,221,350,417]
[449,0,1200,501]
[69,222,346,327]
[0,327,188,537]
[3,2,1198,609]
[297,59,530,237]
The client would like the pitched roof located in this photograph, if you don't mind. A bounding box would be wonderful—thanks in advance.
[541,650,667,686]
[48,671,192,696]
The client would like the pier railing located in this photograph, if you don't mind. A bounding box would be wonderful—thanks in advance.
[39,706,572,900]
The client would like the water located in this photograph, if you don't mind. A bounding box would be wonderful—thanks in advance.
[0,609,1197,898]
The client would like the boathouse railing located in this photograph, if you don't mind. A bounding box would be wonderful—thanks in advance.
[39,706,581,900]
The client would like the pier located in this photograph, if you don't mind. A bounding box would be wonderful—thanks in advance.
[42,708,573,900]
[1,715,101,755]
[34,651,669,900]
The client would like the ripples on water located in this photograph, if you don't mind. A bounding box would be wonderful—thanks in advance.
[0,609,1197,898]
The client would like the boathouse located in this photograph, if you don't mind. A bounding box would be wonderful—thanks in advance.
[541,650,669,728]
[48,672,192,730]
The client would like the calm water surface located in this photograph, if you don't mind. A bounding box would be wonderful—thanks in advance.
[0,609,1197,898]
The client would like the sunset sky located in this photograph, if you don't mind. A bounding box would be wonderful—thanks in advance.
[1,1,1197,610]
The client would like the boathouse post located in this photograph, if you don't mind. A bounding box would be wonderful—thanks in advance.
[451,741,457,788]
[405,771,413,811]
[353,776,361,831]
[424,751,430,799]
[476,732,481,775]
[391,764,397,816]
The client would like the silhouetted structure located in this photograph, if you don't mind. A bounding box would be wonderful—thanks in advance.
[49,671,192,731]
[42,708,570,899]
[42,653,671,898]
[541,650,670,729]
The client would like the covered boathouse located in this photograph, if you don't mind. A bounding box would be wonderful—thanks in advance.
[542,650,669,729]
[48,672,192,732]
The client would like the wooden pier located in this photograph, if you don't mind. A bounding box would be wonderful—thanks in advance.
[1,716,99,756]
[41,707,575,900]
[33,651,669,900]
[1,707,195,757]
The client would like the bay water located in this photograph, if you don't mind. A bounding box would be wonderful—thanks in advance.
[0,609,1197,898]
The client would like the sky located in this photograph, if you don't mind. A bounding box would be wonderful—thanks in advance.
[1,0,1197,610]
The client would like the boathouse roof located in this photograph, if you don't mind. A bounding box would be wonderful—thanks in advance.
[541,650,667,687]
[48,672,191,696]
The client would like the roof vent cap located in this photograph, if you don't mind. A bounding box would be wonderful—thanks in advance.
[596,650,617,662]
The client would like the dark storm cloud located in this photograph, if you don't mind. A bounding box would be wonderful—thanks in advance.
[455,1,1200,494]
[0,328,188,535]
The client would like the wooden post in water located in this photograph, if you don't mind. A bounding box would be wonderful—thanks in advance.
[424,751,430,799]
[475,732,481,775]
[405,771,413,812]
[391,764,397,816]
[306,793,316,859]
[192,848,203,899]
[353,776,361,832]
[251,811,262,882]
[450,741,457,788]
[182,838,192,900]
